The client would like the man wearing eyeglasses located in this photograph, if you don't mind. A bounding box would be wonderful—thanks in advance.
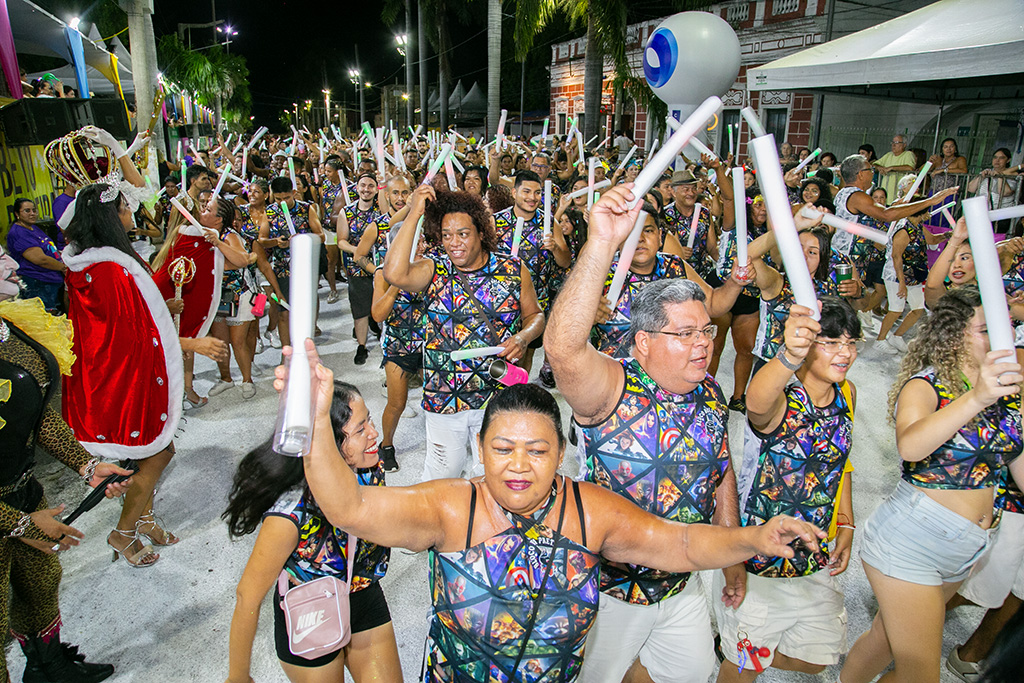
[546,185,742,683]
[872,134,918,201]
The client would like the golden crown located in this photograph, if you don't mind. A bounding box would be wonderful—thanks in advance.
[44,129,115,187]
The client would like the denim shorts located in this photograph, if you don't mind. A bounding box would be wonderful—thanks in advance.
[860,480,993,586]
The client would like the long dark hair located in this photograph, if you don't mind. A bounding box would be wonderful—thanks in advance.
[64,184,147,267]
[223,381,363,538]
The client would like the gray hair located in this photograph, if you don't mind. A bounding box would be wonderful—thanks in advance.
[840,154,869,184]
[893,134,906,143]
[627,279,706,348]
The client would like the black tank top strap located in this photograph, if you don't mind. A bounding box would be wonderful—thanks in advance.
[465,483,478,548]
[571,480,587,548]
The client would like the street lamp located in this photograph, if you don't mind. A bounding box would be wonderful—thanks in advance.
[395,34,408,57]
[349,68,365,126]
[216,24,238,53]
[322,89,331,131]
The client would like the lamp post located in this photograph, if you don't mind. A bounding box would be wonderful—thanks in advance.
[322,89,331,132]
[215,24,237,53]
[348,68,365,124]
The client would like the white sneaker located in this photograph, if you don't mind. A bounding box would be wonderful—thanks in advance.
[240,382,257,399]
[270,335,282,349]
[327,291,341,304]
[946,645,983,683]
[875,338,899,355]
[250,364,264,377]
[254,336,265,354]
[890,335,909,352]
[402,404,418,418]
[858,311,876,335]
[208,380,235,396]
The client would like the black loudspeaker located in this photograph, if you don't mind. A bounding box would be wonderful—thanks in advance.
[0,98,73,146]
[88,100,132,139]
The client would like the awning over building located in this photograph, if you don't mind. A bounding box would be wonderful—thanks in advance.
[747,0,1024,104]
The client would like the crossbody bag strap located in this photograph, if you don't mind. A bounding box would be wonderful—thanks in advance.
[346,533,358,590]
[452,266,502,346]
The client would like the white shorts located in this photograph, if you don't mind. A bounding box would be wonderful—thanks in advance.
[711,569,847,669]
[958,510,1024,608]
[226,293,256,326]
[579,579,714,683]
[883,280,925,313]
[323,229,338,246]
[423,409,484,481]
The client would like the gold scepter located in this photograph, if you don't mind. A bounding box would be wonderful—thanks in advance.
[169,256,196,332]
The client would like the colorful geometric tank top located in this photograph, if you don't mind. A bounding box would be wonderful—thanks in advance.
[422,252,522,414]
[739,380,853,577]
[753,272,841,362]
[718,220,771,298]
[264,200,312,277]
[376,265,424,358]
[341,204,377,277]
[320,177,347,221]
[834,186,886,270]
[578,358,730,604]
[882,218,929,286]
[901,368,1022,490]
[426,480,600,682]
[494,207,553,311]
[663,203,714,279]
[595,253,688,358]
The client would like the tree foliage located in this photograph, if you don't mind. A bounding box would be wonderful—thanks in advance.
[157,34,252,130]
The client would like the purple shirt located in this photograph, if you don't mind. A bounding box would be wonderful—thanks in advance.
[6,223,64,284]
[52,193,74,250]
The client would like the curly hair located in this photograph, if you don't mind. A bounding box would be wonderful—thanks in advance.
[887,286,981,421]
[422,189,499,254]
[484,184,514,214]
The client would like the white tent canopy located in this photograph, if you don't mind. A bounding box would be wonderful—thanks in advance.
[747,0,1024,103]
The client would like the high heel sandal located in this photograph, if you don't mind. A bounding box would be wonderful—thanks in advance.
[107,529,159,568]
[136,512,180,546]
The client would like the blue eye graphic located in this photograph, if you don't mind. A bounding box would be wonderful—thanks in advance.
[643,28,678,89]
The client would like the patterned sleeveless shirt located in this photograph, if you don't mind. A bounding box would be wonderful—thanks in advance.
[494,207,554,311]
[376,265,424,358]
[595,254,688,358]
[834,186,886,271]
[882,218,929,286]
[422,252,522,414]
[740,380,854,577]
[341,204,378,278]
[320,177,347,224]
[578,358,730,604]
[426,481,600,683]
[264,200,312,278]
[664,203,715,279]
[753,269,842,362]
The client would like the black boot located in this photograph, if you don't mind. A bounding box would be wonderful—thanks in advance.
[21,638,113,683]
[379,445,399,473]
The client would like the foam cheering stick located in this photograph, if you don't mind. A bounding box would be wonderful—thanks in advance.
[688,137,718,163]
[942,208,957,228]
[511,217,525,258]
[963,196,1015,361]
[588,157,598,210]
[597,136,611,150]
[241,148,249,183]
[211,165,230,201]
[727,125,734,159]
[575,128,585,166]
[990,204,1024,222]
[169,197,204,230]
[649,138,660,158]
[565,180,611,199]
[586,135,599,147]
[799,207,889,245]
[231,139,244,155]
[450,346,506,362]
[900,161,933,202]
[543,180,552,239]
[409,216,423,264]
[793,148,821,174]
[444,157,457,190]
[272,233,321,457]
[605,211,647,308]
[740,107,768,138]
[687,204,703,249]
[732,167,748,265]
[280,201,297,235]
[392,130,405,171]
[422,143,453,185]
[287,157,297,191]
[751,134,819,319]
[496,109,508,151]
[930,200,956,217]
[450,154,464,173]
[247,126,268,149]
[541,117,549,143]
[614,145,638,176]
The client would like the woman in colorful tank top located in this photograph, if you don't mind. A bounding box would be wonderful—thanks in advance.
[715,298,862,681]
[842,287,1024,683]
[295,369,826,683]
[225,382,401,683]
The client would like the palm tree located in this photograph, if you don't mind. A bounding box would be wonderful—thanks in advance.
[157,34,252,133]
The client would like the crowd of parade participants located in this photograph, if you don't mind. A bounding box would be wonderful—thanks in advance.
[2,116,1024,683]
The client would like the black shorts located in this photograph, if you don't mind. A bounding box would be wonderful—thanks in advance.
[273,580,391,667]
[382,352,423,375]
[863,260,885,288]
[275,274,289,301]
[731,293,760,317]
[528,332,543,350]
[347,275,373,320]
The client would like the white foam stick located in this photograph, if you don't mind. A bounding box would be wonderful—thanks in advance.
[189,142,203,163]
[541,118,549,141]
[989,204,1024,222]
[597,136,611,150]
[211,165,230,201]
[543,180,553,238]
[415,125,424,137]
[155,187,167,199]
[224,133,233,149]
[409,216,423,264]
[732,167,748,265]
[666,115,680,132]
[375,128,386,171]
[606,211,647,307]
[177,139,183,165]
[496,109,508,150]
[565,179,611,199]
[728,125,734,159]
[930,200,956,217]
[511,217,525,258]
[901,161,933,201]
[247,126,268,149]
[942,208,956,227]
[170,197,204,230]
[793,147,821,174]
[422,143,453,185]
[963,196,1015,361]
[287,158,297,191]
[450,346,506,362]
[588,158,598,210]
[799,206,888,245]
[575,129,585,165]
[751,134,819,319]
[687,203,703,249]
[280,201,297,235]
[450,154,464,173]
[332,125,343,142]
[614,145,638,176]
[228,172,248,186]
[444,157,457,190]
[274,233,320,456]
[740,107,767,138]
[627,97,721,210]
[649,138,660,159]
[688,137,717,162]
[586,134,599,147]
[392,130,405,171]
[231,139,244,155]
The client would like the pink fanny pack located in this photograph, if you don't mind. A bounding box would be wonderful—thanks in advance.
[277,533,356,659]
